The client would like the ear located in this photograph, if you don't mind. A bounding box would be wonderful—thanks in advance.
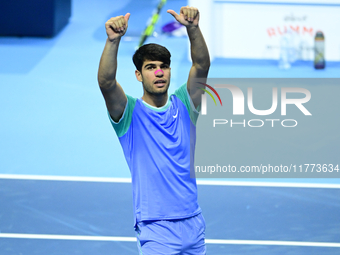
[135,70,143,82]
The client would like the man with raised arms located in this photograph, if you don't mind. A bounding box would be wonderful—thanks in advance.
[98,6,210,255]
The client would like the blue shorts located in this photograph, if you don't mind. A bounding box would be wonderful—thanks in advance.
[135,213,206,255]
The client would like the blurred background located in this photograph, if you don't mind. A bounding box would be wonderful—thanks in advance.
[0,0,339,179]
[0,0,340,254]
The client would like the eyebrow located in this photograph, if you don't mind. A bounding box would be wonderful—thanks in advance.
[144,63,156,68]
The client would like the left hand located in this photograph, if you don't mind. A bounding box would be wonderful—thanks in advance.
[167,6,199,27]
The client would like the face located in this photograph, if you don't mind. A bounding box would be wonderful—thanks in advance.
[135,60,171,95]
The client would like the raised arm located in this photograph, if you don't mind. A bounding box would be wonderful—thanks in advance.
[167,7,210,109]
[98,13,130,122]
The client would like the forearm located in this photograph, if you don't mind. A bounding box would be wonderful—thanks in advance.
[98,38,121,89]
[187,26,210,71]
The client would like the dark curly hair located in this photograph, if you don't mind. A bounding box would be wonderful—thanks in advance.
[133,43,171,72]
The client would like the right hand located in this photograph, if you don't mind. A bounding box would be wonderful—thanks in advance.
[105,13,130,41]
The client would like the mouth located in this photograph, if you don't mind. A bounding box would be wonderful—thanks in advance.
[154,79,167,87]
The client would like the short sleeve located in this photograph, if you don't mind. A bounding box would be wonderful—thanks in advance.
[173,83,200,126]
[108,94,137,138]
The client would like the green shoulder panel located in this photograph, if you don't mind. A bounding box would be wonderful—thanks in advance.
[173,83,200,126]
[108,94,137,138]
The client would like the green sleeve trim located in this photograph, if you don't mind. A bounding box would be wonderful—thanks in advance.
[173,83,200,126]
[108,95,137,138]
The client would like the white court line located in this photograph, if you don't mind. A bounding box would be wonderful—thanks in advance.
[1,233,340,248]
[0,233,135,242]
[0,174,131,183]
[205,239,340,248]
[1,174,340,189]
[196,180,340,189]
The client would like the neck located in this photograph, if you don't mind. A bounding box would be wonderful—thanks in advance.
[142,92,168,108]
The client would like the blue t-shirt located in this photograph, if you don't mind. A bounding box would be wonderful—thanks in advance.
[108,83,201,226]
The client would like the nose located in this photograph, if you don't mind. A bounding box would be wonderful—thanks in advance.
[154,69,164,76]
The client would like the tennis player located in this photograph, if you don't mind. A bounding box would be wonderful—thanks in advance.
[98,6,210,254]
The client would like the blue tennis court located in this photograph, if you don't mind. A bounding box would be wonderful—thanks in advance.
[1,177,340,254]
[1,0,340,254]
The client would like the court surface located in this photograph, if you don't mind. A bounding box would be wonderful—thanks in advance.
[1,0,340,254]
[1,176,340,254]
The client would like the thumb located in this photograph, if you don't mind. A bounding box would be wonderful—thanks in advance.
[124,13,130,23]
[167,10,179,19]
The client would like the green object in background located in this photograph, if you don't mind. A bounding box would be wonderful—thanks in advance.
[138,0,167,48]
